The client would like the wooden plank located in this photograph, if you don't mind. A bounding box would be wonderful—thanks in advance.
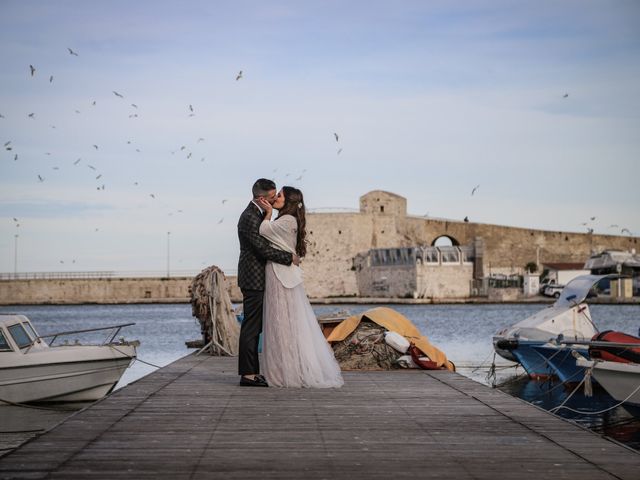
[0,354,638,479]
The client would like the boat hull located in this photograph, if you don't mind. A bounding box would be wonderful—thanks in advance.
[0,345,136,403]
[576,357,640,406]
[531,345,592,384]
[508,340,555,379]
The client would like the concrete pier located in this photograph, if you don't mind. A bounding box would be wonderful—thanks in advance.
[1,355,638,479]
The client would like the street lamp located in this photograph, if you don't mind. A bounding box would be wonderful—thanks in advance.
[166,231,171,278]
[14,234,18,278]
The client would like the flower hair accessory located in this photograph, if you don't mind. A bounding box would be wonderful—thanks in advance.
[298,202,303,209]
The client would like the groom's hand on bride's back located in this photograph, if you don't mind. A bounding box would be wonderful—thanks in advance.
[292,254,300,266]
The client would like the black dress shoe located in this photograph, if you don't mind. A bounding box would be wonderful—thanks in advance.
[240,376,269,387]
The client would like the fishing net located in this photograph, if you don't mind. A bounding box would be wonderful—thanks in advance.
[332,320,404,370]
[189,265,240,356]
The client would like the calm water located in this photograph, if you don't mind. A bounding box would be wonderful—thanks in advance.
[1,302,639,449]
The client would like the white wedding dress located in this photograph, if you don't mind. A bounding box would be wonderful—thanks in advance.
[260,214,344,388]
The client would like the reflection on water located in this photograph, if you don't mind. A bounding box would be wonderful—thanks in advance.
[1,302,638,450]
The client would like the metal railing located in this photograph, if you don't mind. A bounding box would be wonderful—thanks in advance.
[0,269,238,280]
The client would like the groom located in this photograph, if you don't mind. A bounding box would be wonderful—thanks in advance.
[237,178,299,387]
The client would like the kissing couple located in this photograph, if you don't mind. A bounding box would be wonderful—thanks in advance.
[236,178,344,388]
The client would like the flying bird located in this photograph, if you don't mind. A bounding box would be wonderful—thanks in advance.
[150,194,155,199]
[96,174,102,179]
[218,218,224,224]
[74,158,81,165]
[131,103,138,109]
[471,184,480,196]
[91,100,96,106]
[3,141,10,147]
[180,145,186,151]
[92,144,98,150]
[67,47,79,56]
[236,70,243,81]
[621,228,631,235]
[189,104,194,112]
[608,224,619,228]
[563,93,569,98]
[75,110,81,114]
[464,216,469,222]
[0,114,5,118]
[590,216,596,221]
[187,152,192,159]
[52,166,59,170]
[222,199,227,204]
[197,137,204,143]
[112,91,124,98]
[296,175,303,181]
[28,113,35,119]
[14,154,18,161]
[13,217,18,222]
[87,164,96,170]
[49,75,53,83]
[37,175,44,182]
[337,148,342,155]
[29,65,35,76]
[334,133,339,142]
[129,114,138,118]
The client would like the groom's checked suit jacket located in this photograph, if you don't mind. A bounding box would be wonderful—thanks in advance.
[237,202,292,291]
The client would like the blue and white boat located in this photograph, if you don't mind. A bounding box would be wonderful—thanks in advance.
[493,275,610,379]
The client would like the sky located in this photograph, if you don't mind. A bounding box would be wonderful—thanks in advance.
[1,0,639,275]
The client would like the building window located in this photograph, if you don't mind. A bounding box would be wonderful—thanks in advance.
[380,206,384,213]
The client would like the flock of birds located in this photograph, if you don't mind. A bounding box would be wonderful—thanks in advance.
[2,48,347,267]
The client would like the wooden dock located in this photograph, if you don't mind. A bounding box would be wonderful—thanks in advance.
[1,354,639,479]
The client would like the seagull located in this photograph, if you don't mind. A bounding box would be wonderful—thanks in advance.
[49,75,53,83]
[590,216,596,221]
[236,70,243,81]
[3,141,10,147]
[74,158,81,165]
[133,182,139,186]
[587,228,594,234]
[150,194,155,199]
[14,154,18,161]
[218,218,224,224]
[621,228,631,235]
[113,91,124,98]
[93,144,98,150]
[337,148,342,155]
[67,47,78,56]
[28,113,35,119]
[180,145,186,151]
[129,114,138,118]
[13,217,18,222]
[87,164,96,170]
[131,103,138,109]
[197,137,204,143]
[136,148,140,152]
[52,166,59,170]
[471,184,480,196]
[50,125,56,128]
[75,110,81,114]
[37,174,44,182]
[222,199,227,204]
[96,174,102,179]
[91,100,96,106]
[29,65,35,76]
[0,113,4,118]
[563,93,569,98]
[334,133,339,142]
[188,113,195,117]
[463,216,469,222]
[187,152,192,159]
[296,175,303,181]
[189,104,194,112]
[608,224,619,228]
[5,146,12,151]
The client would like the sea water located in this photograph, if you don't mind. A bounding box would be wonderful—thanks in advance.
[1,302,638,449]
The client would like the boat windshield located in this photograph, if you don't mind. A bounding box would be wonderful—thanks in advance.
[8,323,33,349]
[0,330,12,351]
[22,322,38,340]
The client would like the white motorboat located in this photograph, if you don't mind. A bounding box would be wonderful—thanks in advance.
[492,274,611,378]
[0,314,138,403]
[575,356,640,406]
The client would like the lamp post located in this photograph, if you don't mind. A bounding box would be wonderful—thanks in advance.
[166,231,171,278]
[14,234,18,278]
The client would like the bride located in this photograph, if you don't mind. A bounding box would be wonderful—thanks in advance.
[256,186,344,388]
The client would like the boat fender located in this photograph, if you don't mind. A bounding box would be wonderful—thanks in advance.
[384,331,410,353]
[495,339,518,351]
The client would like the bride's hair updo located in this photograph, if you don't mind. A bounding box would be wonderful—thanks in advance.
[278,186,307,258]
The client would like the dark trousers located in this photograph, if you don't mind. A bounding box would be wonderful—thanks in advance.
[238,288,264,376]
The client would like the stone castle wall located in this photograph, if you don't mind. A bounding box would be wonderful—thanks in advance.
[301,190,638,298]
